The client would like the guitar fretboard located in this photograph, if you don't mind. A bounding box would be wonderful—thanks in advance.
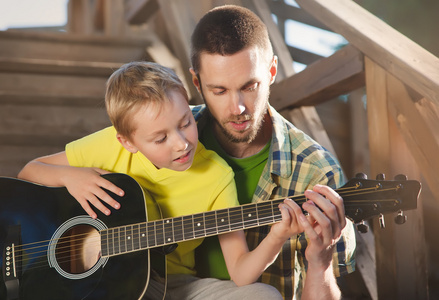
[100,199,284,257]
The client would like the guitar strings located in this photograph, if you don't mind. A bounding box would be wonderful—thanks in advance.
[7,185,400,273]
[10,185,397,269]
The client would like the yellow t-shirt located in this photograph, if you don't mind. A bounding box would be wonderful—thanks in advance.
[66,126,238,275]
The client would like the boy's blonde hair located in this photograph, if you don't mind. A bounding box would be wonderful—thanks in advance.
[105,61,188,138]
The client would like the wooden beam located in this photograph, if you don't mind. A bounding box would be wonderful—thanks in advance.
[125,0,159,25]
[296,0,439,106]
[268,1,331,32]
[365,57,394,299]
[386,73,439,202]
[287,45,324,66]
[270,44,365,110]
[365,56,428,299]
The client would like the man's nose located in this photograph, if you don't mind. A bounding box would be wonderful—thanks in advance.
[230,93,245,115]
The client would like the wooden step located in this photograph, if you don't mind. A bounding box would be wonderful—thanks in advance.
[0,91,105,107]
[0,30,150,62]
[0,57,121,77]
[0,72,107,97]
[0,102,110,139]
[0,145,65,177]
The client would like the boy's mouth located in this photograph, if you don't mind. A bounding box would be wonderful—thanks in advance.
[174,150,191,163]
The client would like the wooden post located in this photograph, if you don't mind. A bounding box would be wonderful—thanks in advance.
[366,56,427,299]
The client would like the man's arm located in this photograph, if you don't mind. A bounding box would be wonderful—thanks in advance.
[299,184,346,300]
[18,151,123,219]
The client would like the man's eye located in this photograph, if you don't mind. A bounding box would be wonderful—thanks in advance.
[245,83,258,92]
[212,89,226,95]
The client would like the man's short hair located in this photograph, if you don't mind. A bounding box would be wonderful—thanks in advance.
[105,61,188,138]
[191,5,274,74]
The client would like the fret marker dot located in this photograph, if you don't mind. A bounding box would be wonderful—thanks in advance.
[168,238,171,241]
[142,234,145,237]
[197,223,201,226]
[127,236,131,240]
[221,219,224,222]
[166,220,170,223]
[248,214,252,217]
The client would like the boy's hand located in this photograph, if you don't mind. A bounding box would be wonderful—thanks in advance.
[270,198,304,241]
[62,167,124,219]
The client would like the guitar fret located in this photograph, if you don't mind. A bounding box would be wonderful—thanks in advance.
[140,223,147,249]
[257,202,275,225]
[147,221,155,248]
[229,206,243,231]
[243,204,258,228]
[101,230,108,257]
[120,227,127,253]
[155,220,165,245]
[183,215,194,241]
[164,219,173,244]
[173,216,184,242]
[126,226,134,252]
[216,208,231,233]
[133,224,140,251]
[193,213,205,238]
[112,228,121,254]
[204,211,217,236]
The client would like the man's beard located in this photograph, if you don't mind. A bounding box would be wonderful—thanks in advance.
[200,87,269,144]
[206,101,268,144]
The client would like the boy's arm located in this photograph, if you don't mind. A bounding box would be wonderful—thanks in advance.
[218,198,302,286]
[17,151,123,219]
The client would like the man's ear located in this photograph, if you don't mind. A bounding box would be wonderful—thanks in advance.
[189,68,201,93]
[269,55,278,85]
[117,133,138,153]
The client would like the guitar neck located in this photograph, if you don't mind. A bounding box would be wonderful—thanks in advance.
[100,198,285,257]
[100,176,421,257]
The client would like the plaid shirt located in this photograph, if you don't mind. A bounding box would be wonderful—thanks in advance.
[191,105,356,299]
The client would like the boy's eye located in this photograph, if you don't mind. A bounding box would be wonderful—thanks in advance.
[155,136,167,144]
[182,119,191,128]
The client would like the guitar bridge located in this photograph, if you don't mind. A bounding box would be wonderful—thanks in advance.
[2,225,21,300]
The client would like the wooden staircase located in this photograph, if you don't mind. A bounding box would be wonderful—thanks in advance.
[0,30,151,176]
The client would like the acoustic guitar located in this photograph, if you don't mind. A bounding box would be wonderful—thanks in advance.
[0,173,421,299]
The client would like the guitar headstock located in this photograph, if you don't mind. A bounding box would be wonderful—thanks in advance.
[340,174,421,227]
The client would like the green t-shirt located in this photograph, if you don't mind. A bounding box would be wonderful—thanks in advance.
[196,123,270,279]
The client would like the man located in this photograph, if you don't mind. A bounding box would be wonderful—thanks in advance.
[189,5,356,300]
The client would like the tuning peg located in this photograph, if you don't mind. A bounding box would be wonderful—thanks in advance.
[376,173,385,180]
[379,214,385,228]
[356,221,369,233]
[394,174,408,181]
[355,173,368,179]
[395,211,407,225]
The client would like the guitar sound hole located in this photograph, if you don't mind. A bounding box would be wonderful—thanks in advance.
[55,224,101,274]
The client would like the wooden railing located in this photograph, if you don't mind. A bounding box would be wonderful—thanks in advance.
[270,0,438,298]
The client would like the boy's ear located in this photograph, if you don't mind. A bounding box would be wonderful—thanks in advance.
[117,133,138,154]
[189,68,201,92]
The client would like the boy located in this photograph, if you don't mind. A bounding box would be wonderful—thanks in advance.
[18,61,305,299]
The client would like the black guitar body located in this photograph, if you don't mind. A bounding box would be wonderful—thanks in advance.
[0,173,164,300]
